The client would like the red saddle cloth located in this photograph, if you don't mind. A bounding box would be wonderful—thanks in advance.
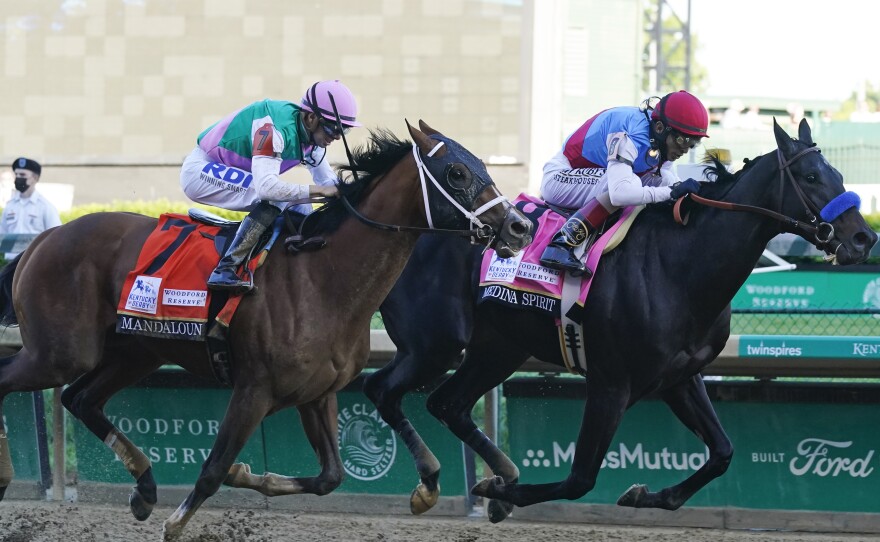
[115,213,254,341]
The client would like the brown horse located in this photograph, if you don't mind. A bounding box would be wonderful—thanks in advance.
[0,121,532,540]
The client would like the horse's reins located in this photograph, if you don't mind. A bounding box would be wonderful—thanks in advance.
[324,94,507,241]
[674,146,838,249]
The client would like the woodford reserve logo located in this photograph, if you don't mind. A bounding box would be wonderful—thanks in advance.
[337,403,396,481]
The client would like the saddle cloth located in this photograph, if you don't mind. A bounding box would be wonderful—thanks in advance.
[478,193,642,321]
[115,213,270,341]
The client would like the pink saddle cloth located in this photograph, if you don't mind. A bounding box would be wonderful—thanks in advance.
[478,193,637,321]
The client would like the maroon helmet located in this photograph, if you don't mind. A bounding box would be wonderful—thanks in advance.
[652,90,709,137]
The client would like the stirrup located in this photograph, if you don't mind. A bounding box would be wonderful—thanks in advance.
[207,269,255,295]
[540,245,587,276]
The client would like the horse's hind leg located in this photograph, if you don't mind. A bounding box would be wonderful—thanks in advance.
[617,373,733,510]
[163,384,271,541]
[471,378,629,513]
[225,393,344,496]
[61,349,164,520]
[0,347,90,501]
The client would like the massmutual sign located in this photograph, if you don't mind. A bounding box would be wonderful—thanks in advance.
[506,388,880,512]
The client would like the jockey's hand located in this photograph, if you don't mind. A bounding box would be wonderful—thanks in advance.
[309,184,339,198]
[669,178,700,200]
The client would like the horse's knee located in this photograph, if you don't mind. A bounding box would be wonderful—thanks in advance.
[712,443,734,475]
[362,371,386,406]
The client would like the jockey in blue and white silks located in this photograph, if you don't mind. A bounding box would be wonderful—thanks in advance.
[539,90,710,277]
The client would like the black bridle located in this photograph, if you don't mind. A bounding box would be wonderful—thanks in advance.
[677,146,841,251]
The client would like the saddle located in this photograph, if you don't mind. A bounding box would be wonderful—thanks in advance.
[187,207,328,257]
[478,193,644,375]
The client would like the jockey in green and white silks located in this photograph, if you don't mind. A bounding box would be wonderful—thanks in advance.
[179,80,362,292]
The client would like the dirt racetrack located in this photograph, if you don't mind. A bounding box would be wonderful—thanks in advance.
[0,500,878,542]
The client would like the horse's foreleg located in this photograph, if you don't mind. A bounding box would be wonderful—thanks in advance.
[224,393,343,497]
[426,341,529,523]
[617,374,732,510]
[61,354,164,520]
[163,385,270,541]
[364,348,460,514]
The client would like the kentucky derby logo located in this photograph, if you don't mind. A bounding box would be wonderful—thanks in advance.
[124,276,162,315]
[337,403,396,481]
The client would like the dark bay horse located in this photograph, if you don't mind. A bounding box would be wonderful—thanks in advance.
[366,119,877,520]
[0,121,532,539]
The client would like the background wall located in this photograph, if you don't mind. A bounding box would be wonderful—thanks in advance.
[0,0,540,205]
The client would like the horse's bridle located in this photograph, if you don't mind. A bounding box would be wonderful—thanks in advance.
[675,146,856,253]
[319,93,509,242]
[338,140,510,241]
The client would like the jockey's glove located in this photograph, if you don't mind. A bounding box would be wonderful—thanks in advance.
[670,178,701,200]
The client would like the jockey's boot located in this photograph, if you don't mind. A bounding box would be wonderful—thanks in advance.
[207,202,281,293]
[539,198,611,277]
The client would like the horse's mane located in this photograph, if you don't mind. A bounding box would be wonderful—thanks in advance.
[695,152,768,201]
[301,128,413,235]
[638,152,769,223]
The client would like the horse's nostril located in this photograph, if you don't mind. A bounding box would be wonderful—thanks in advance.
[854,230,876,250]
[509,221,529,235]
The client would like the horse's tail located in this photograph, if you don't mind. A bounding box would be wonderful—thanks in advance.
[0,255,22,326]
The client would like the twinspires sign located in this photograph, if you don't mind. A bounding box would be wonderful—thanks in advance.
[739,335,880,359]
[506,381,880,512]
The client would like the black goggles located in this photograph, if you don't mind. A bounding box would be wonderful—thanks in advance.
[319,118,350,138]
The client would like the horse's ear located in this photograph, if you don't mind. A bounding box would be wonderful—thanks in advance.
[772,117,796,156]
[406,119,447,157]
[418,120,442,137]
[797,118,814,146]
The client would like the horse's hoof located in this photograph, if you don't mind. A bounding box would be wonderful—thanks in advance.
[617,483,648,507]
[129,487,155,521]
[0,485,7,502]
[410,481,440,515]
[487,498,514,523]
[470,475,502,498]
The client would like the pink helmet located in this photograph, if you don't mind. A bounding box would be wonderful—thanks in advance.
[651,90,709,137]
[300,80,362,128]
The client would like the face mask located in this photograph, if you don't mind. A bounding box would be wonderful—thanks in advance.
[14,176,29,193]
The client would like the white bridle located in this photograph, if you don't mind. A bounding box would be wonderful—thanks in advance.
[413,141,508,231]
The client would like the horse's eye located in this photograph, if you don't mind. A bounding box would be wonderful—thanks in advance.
[805,173,817,183]
[446,164,473,190]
